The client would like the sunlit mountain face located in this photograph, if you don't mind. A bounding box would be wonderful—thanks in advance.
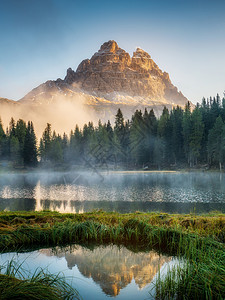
[19,40,189,118]
[0,40,190,136]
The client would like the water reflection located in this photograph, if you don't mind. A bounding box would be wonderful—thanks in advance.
[0,171,225,213]
[43,245,171,296]
[0,245,173,299]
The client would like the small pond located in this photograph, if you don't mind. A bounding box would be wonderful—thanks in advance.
[0,244,181,299]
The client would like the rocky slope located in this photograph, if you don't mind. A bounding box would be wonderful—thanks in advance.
[19,40,188,117]
[0,41,189,133]
[64,40,187,104]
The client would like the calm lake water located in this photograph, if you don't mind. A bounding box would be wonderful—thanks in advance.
[0,244,180,299]
[0,171,224,213]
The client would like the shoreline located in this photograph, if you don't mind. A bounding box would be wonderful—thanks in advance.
[0,167,224,175]
[0,210,224,250]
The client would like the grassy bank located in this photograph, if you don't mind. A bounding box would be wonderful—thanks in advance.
[0,268,80,300]
[0,210,224,245]
[0,211,224,299]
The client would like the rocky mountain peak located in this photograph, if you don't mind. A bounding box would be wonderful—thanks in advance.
[65,67,77,84]
[48,40,188,106]
[64,41,170,97]
[18,40,189,121]
[132,47,151,59]
[99,40,119,53]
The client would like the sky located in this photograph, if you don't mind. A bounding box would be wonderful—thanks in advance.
[0,0,224,104]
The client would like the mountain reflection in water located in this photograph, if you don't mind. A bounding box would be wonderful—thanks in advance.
[40,245,171,297]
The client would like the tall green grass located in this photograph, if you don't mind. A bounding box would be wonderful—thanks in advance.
[1,218,223,253]
[153,242,225,299]
[0,259,81,300]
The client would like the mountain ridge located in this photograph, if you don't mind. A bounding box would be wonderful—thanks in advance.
[19,40,188,110]
[0,40,191,134]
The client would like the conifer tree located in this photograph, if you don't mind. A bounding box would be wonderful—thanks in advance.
[9,118,16,137]
[208,116,225,170]
[23,121,38,166]
[189,106,204,166]
[114,109,126,163]
[69,125,82,163]
[130,110,145,165]
[0,118,4,139]
[171,106,183,164]
[41,123,52,161]
[15,119,26,163]
[157,107,172,166]
[0,118,5,158]
[10,136,20,165]
[182,102,192,165]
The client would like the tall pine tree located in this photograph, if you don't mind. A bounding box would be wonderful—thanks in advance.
[23,121,38,167]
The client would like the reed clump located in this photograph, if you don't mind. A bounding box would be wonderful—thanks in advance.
[0,259,80,300]
[154,244,225,300]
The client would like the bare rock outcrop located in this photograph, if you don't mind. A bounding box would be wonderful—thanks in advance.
[12,40,190,124]
[62,40,188,106]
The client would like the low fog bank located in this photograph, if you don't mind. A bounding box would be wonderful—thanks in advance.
[0,94,98,138]
[0,171,225,214]
[0,170,225,190]
[0,93,168,138]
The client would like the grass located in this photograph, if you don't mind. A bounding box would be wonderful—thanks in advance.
[0,259,81,300]
[153,237,225,299]
[0,210,224,299]
[0,210,224,243]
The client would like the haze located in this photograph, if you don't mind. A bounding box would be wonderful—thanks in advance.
[0,94,98,138]
[0,0,225,104]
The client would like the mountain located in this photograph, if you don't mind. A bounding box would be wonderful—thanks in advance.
[19,41,188,115]
[0,97,21,127]
[0,40,190,134]
[0,97,18,105]
[65,40,187,105]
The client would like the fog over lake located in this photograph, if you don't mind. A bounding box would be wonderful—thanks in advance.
[0,171,224,213]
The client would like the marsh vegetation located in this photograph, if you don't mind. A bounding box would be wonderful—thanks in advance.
[0,211,224,299]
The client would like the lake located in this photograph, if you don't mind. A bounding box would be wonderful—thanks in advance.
[0,171,224,213]
[0,244,180,299]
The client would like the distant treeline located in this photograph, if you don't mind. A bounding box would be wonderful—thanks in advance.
[1,94,225,170]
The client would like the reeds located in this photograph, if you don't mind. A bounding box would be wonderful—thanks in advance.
[0,211,224,299]
[0,259,81,300]
[154,246,225,299]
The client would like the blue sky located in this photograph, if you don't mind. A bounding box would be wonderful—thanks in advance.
[0,0,224,103]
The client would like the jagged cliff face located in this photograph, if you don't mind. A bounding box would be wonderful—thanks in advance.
[19,40,188,113]
[0,40,189,132]
[64,40,186,106]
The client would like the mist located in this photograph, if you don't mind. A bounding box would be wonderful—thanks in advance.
[0,93,98,138]
[0,171,225,214]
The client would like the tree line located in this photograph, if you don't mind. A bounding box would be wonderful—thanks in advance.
[0,94,225,170]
